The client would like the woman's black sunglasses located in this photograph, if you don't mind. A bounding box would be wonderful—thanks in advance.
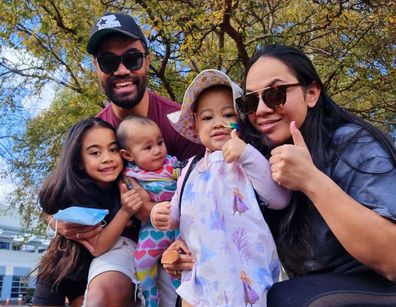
[236,83,302,114]
[96,52,148,74]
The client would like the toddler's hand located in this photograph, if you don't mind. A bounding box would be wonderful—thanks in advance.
[151,201,171,230]
[222,129,247,163]
[120,183,143,215]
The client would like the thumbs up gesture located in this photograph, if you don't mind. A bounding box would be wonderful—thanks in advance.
[289,120,308,147]
[269,121,317,191]
[222,129,247,163]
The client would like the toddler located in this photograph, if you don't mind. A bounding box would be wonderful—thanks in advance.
[151,70,291,306]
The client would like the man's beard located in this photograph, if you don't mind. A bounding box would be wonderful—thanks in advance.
[103,74,148,109]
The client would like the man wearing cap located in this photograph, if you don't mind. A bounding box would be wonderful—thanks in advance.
[86,12,204,307]
[87,12,202,161]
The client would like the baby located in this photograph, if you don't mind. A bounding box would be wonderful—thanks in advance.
[117,115,183,307]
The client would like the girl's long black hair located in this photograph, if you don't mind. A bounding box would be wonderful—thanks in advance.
[37,117,118,286]
[239,45,396,276]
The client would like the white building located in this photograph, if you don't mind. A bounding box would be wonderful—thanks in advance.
[0,205,48,304]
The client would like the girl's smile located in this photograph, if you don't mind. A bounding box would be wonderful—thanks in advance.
[81,126,123,188]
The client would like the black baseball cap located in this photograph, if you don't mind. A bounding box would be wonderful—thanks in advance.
[87,12,148,55]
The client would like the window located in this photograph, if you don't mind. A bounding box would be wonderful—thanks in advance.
[20,244,36,253]
[0,241,9,250]
[12,244,22,251]
[10,275,29,299]
[0,275,3,295]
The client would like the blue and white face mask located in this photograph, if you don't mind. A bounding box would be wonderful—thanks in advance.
[53,206,109,226]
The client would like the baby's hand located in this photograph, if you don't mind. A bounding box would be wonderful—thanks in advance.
[120,183,143,216]
[151,201,171,230]
[222,129,247,163]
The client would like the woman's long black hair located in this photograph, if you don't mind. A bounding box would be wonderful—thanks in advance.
[239,45,396,276]
[37,117,119,287]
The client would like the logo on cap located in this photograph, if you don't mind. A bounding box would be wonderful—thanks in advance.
[97,15,121,30]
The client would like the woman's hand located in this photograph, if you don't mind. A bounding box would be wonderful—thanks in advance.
[269,121,320,192]
[162,239,194,279]
[222,129,247,163]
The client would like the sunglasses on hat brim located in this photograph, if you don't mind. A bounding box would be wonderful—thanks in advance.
[96,52,148,74]
[236,83,303,114]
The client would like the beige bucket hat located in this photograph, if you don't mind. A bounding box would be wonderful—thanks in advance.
[167,69,242,144]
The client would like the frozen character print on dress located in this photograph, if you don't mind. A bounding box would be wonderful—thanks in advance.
[233,188,249,215]
[175,151,280,306]
[240,271,260,306]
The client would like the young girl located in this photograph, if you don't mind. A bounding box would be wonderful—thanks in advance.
[117,115,182,307]
[32,117,144,307]
[151,69,291,306]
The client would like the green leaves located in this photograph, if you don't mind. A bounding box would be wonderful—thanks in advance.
[0,0,395,230]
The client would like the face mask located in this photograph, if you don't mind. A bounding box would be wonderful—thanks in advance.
[53,206,109,226]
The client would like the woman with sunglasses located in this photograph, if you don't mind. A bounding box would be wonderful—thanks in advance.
[164,45,396,306]
[236,44,396,306]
